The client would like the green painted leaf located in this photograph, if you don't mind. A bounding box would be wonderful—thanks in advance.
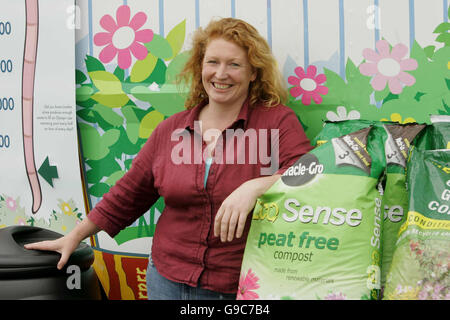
[92,104,123,127]
[345,58,359,82]
[130,84,186,116]
[109,127,145,157]
[101,128,120,147]
[85,154,122,181]
[76,69,87,84]
[89,71,129,108]
[436,32,450,46]
[165,51,190,84]
[424,45,436,59]
[78,123,109,160]
[85,55,105,72]
[76,85,94,102]
[410,43,450,97]
[374,85,390,102]
[122,105,140,144]
[89,183,110,197]
[145,34,173,60]
[166,19,186,60]
[139,110,165,139]
[433,22,450,34]
[130,52,158,83]
[113,66,125,82]
[76,109,97,123]
[105,170,126,186]
[124,158,133,170]
[145,58,167,85]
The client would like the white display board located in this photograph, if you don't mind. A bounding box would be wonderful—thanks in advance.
[0,0,86,233]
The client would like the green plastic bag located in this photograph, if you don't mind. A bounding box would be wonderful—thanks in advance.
[238,124,386,300]
[315,120,426,290]
[383,148,450,300]
[379,123,426,288]
[416,116,450,150]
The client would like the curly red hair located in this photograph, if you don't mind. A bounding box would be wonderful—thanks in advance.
[178,17,287,109]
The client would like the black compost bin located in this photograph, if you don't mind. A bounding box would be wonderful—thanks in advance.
[0,225,101,300]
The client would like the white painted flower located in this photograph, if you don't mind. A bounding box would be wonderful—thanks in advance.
[326,106,360,121]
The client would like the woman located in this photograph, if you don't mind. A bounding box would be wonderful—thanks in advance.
[25,18,312,300]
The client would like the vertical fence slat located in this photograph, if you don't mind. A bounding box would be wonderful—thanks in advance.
[271,0,304,80]
[414,0,445,48]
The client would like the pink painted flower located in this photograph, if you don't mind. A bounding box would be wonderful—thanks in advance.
[5,197,16,211]
[237,269,260,300]
[94,5,154,69]
[288,65,328,105]
[359,40,418,94]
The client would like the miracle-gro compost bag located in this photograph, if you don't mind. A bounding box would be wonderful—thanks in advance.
[383,148,450,300]
[238,125,386,300]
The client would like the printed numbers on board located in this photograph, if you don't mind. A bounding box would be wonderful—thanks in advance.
[0,134,11,148]
[0,97,14,111]
[0,59,12,73]
[0,21,11,35]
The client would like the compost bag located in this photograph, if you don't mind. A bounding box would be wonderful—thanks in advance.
[416,116,450,150]
[383,148,450,300]
[315,120,426,290]
[238,123,386,300]
[378,123,426,288]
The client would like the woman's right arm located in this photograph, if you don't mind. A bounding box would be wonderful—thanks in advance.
[24,217,101,270]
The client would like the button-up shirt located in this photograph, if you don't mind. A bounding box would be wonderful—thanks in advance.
[87,99,312,293]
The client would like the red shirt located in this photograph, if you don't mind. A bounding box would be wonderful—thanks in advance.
[87,99,312,293]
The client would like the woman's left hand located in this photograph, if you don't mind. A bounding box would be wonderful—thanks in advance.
[214,175,280,242]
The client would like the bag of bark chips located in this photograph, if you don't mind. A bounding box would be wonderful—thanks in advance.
[238,123,386,300]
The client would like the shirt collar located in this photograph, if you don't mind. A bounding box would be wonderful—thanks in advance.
[183,98,251,132]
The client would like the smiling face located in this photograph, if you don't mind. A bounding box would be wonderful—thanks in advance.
[201,38,256,109]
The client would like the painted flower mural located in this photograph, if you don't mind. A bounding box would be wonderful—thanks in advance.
[359,40,418,94]
[380,113,416,124]
[326,106,361,122]
[5,197,17,211]
[237,269,260,300]
[94,5,154,69]
[288,65,329,105]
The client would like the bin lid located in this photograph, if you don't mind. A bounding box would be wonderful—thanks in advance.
[0,226,94,278]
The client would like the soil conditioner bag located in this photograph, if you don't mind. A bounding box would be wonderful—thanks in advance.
[383,148,450,300]
[238,123,386,300]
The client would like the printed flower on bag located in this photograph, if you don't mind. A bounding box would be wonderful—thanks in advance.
[393,284,420,299]
[288,65,328,105]
[94,5,154,69]
[326,106,361,122]
[324,291,347,300]
[406,240,450,300]
[359,40,418,94]
[237,269,260,300]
